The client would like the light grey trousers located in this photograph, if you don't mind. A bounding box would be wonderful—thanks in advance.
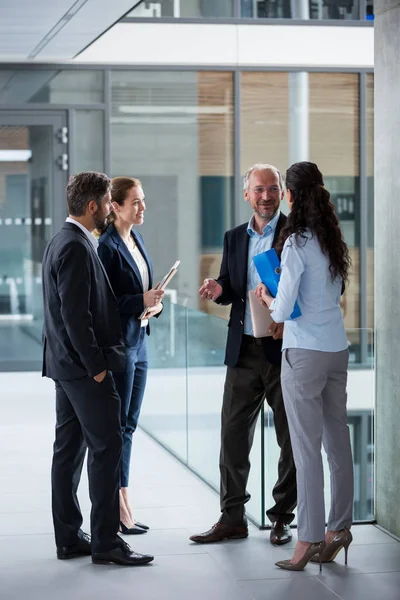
[281,348,354,542]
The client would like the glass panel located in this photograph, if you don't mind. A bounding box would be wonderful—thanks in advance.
[240,72,289,220]
[348,332,374,520]
[140,299,188,462]
[241,0,360,19]
[110,70,233,317]
[246,412,263,523]
[309,73,361,361]
[128,0,234,18]
[0,125,53,369]
[74,110,104,172]
[0,70,104,104]
[186,309,226,492]
[142,300,375,526]
[366,74,374,337]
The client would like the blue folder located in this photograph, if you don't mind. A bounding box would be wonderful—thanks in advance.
[253,248,301,320]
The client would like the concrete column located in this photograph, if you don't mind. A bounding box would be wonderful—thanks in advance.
[290,0,310,19]
[288,72,309,165]
[289,0,310,167]
[374,0,400,538]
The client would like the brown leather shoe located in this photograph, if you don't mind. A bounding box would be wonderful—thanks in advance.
[270,522,292,546]
[189,522,248,544]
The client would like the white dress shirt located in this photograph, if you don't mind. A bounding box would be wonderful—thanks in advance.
[65,217,98,250]
[270,230,348,353]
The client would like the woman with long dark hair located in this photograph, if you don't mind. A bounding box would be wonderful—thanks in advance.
[256,162,354,571]
[98,177,164,535]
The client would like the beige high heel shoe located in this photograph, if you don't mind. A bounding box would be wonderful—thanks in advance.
[311,527,353,565]
[275,541,326,572]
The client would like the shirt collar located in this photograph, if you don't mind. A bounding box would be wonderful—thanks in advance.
[66,217,99,249]
[247,210,281,238]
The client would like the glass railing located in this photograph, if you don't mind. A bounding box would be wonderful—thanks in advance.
[127,0,235,19]
[140,297,375,527]
[127,0,374,21]
[240,0,372,21]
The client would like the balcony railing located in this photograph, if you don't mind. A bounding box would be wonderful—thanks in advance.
[125,0,374,23]
[140,298,374,527]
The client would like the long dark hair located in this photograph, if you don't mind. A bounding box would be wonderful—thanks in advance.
[276,162,351,286]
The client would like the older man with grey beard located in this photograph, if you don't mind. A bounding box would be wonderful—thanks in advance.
[190,164,297,546]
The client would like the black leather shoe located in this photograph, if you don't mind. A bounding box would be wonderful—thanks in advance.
[92,540,154,566]
[57,530,91,559]
[120,521,147,535]
[270,522,292,546]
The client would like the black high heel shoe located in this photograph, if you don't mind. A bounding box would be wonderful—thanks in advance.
[120,521,147,535]
[134,521,149,530]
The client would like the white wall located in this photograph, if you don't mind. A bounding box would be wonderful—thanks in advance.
[76,22,374,69]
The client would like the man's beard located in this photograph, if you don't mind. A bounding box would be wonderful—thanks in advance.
[256,205,278,221]
[93,209,108,230]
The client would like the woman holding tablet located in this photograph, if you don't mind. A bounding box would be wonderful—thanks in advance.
[98,177,164,534]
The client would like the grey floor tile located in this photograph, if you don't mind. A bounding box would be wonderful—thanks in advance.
[205,536,319,580]
[118,528,208,556]
[317,542,400,574]
[127,503,220,530]
[1,372,400,600]
[0,554,254,600]
[0,534,56,562]
[318,570,400,600]
[132,483,219,509]
[0,528,234,564]
[0,475,50,495]
[240,576,340,600]
[0,491,52,514]
[0,511,54,536]
[350,524,398,545]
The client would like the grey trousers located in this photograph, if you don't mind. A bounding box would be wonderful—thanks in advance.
[281,348,354,542]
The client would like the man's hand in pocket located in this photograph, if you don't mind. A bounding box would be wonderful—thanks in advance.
[93,369,107,383]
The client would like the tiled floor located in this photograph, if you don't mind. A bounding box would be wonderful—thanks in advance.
[0,372,399,600]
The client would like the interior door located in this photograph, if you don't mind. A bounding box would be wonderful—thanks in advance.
[0,111,68,371]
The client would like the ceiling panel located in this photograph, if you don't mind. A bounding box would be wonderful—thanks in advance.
[0,0,137,60]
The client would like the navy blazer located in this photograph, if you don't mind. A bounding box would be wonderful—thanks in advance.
[42,222,125,380]
[215,212,287,368]
[98,223,157,348]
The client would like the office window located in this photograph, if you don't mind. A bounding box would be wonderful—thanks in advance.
[309,72,360,356]
[240,72,289,220]
[110,70,233,316]
[241,71,362,359]
[128,0,234,18]
[241,0,361,19]
[0,70,104,105]
[366,73,374,332]
[73,111,104,173]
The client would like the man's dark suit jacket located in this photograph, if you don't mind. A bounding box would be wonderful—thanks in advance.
[98,223,158,348]
[42,222,125,381]
[216,212,287,368]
